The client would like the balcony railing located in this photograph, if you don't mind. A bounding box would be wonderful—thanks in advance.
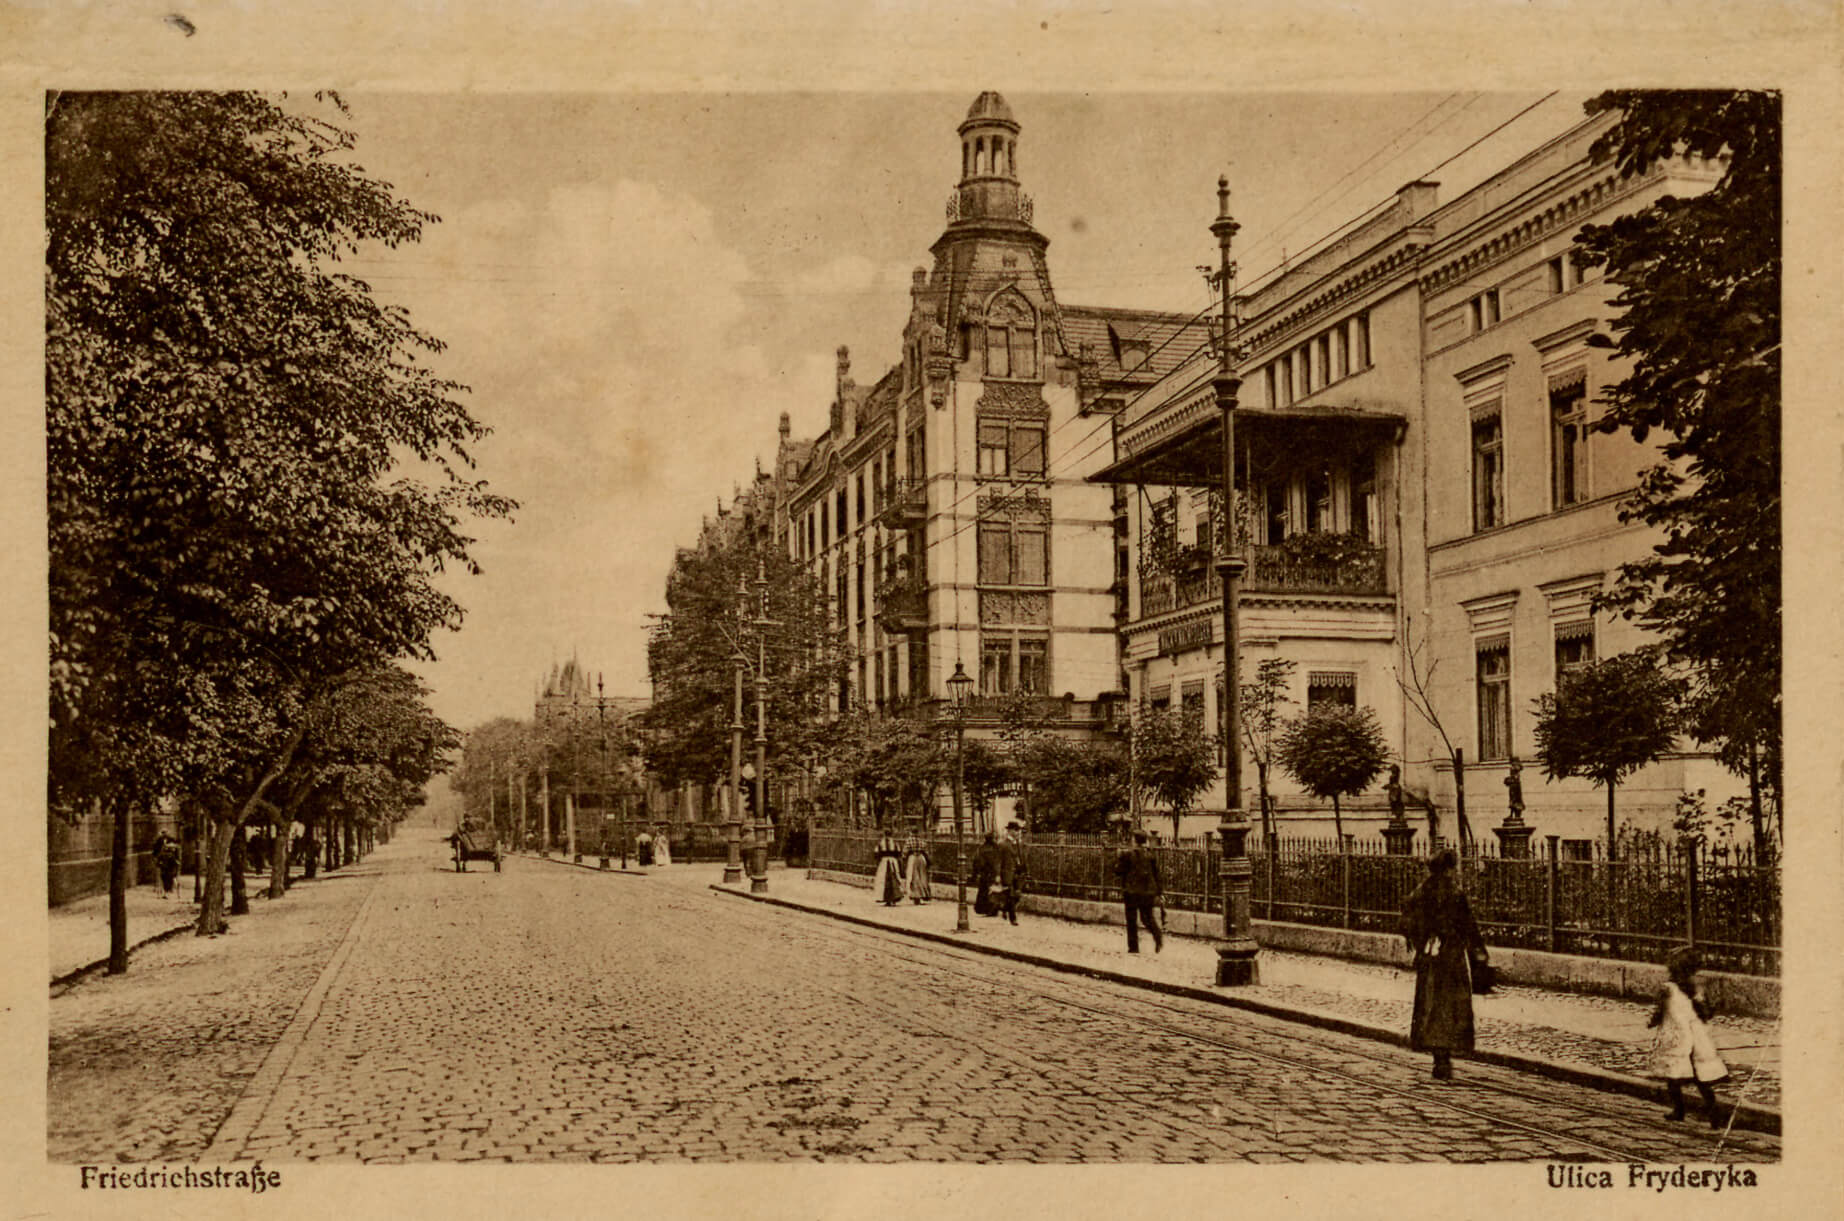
[874,477,928,528]
[1138,538,1388,617]
[873,573,928,631]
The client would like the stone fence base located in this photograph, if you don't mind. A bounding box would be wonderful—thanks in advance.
[805,867,1778,1019]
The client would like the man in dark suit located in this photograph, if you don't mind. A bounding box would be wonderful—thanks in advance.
[1115,830,1164,953]
[973,831,999,915]
[994,823,1026,925]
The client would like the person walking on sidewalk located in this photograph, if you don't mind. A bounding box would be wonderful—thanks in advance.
[902,834,932,904]
[993,823,1026,926]
[636,827,655,867]
[871,830,905,906]
[1649,946,1730,1128]
[153,833,181,899]
[1115,830,1164,953]
[1401,849,1487,1081]
[972,832,999,916]
[653,825,671,867]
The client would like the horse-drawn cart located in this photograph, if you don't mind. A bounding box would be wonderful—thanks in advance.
[449,826,502,872]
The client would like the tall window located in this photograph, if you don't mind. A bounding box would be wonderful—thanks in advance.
[836,488,848,536]
[980,638,1011,696]
[1306,468,1332,534]
[1554,622,1594,684]
[984,291,1038,379]
[1550,377,1589,508]
[857,469,867,521]
[1278,357,1294,406]
[906,424,926,482]
[978,515,1048,586]
[1472,413,1505,531]
[1352,313,1370,370]
[1181,679,1206,718]
[1017,637,1048,694]
[1352,452,1377,544]
[1333,326,1349,380]
[1307,671,1358,710]
[976,417,1046,479]
[1264,482,1288,544]
[1315,335,1331,388]
[1468,289,1501,333]
[1476,639,1511,761]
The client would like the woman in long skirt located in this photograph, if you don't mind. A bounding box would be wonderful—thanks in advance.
[1401,849,1488,1080]
[653,825,671,866]
[903,835,932,904]
[871,831,905,906]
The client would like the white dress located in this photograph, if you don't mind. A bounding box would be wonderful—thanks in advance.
[654,835,671,866]
[1651,981,1729,1082]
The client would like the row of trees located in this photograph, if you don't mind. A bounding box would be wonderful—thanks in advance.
[447,694,647,849]
[48,91,507,970]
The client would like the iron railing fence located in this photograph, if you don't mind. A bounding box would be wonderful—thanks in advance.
[808,830,1780,976]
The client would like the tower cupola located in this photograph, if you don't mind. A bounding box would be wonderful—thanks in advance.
[949,91,1032,228]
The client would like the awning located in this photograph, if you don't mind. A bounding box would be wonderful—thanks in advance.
[1090,403,1408,488]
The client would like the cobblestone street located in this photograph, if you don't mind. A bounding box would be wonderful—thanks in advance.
[49,833,1781,1164]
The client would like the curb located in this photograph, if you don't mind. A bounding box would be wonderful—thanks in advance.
[523,852,650,876]
[710,884,1781,1138]
[50,917,199,993]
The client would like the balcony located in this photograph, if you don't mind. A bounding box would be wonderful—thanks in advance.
[1137,534,1388,618]
[873,572,929,632]
[874,477,928,528]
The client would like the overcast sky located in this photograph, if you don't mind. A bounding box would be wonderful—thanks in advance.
[336,90,1590,731]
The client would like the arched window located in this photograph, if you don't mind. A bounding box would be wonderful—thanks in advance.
[983,290,1038,379]
[975,137,986,175]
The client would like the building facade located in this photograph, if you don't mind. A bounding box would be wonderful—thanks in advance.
[1098,110,1734,847]
[776,92,1210,829]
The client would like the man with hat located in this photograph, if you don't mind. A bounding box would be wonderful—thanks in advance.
[1115,830,1164,953]
[993,823,1027,925]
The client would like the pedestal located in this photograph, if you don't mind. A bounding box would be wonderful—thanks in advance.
[1494,819,1535,859]
[1214,812,1260,986]
[723,819,744,885]
[1381,821,1418,856]
[749,820,770,894]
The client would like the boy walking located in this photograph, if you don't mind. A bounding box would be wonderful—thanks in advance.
[1115,830,1164,953]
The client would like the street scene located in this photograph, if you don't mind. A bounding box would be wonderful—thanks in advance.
[44,77,1792,1177]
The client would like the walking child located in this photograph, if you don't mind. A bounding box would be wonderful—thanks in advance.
[1649,946,1729,1128]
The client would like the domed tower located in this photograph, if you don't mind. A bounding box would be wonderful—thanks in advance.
[952,91,1029,226]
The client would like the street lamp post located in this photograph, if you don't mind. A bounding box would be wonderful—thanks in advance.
[947,660,974,933]
[1210,175,1259,986]
[724,575,747,885]
[750,559,777,895]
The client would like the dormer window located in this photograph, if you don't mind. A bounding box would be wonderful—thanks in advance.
[984,290,1038,380]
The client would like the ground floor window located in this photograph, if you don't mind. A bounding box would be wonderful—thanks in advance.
[1307,671,1358,710]
[1475,638,1511,761]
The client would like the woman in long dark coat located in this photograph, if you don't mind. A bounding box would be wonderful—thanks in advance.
[1402,849,1487,1080]
[871,831,905,906]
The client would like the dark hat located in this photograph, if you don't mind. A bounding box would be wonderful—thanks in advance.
[1133,830,1149,844]
[1666,945,1700,975]
[1428,848,1458,875]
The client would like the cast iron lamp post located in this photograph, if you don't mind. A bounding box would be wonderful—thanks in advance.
[947,659,974,933]
[749,559,778,894]
[723,575,747,885]
[1209,175,1259,986]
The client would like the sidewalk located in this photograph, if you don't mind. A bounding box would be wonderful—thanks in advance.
[49,881,200,983]
[684,864,1781,1123]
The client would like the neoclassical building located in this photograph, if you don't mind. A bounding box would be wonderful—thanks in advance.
[1097,109,1735,849]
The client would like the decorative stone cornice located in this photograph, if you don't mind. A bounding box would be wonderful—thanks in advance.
[975,380,1050,418]
[1418,164,1647,295]
[1245,235,1429,356]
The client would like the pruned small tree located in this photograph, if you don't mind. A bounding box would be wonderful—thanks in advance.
[1012,735,1128,835]
[1235,656,1296,842]
[1276,703,1389,847]
[1532,650,1682,862]
[1133,706,1218,841]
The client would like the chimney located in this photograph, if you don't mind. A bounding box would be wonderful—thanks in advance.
[778,411,791,441]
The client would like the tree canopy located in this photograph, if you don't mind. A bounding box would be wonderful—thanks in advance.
[1574,89,1781,831]
[46,91,510,941]
[1275,703,1388,844]
[1532,650,1681,857]
[1133,706,1217,840]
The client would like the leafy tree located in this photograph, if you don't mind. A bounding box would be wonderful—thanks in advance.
[1574,90,1781,855]
[1532,650,1682,862]
[1276,703,1389,846]
[644,528,845,794]
[1011,735,1128,834]
[829,708,942,828]
[47,91,511,945]
[1133,706,1217,841]
[953,736,1013,830]
[1235,656,1296,841]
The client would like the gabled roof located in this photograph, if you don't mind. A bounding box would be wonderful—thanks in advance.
[1062,304,1211,386]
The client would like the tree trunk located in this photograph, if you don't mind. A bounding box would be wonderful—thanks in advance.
[229,823,249,916]
[1448,747,1464,850]
[107,794,130,974]
[1256,761,1272,841]
[302,815,318,879]
[268,818,289,899]
[196,811,234,936]
[1170,806,1181,843]
[1746,740,1768,861]
[1332,793,1344,847]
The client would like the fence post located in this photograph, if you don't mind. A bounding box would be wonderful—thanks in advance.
[1341,848,1352,930]
[1683,838,1699,949]
[1266,832,1277,921]
[1545,834,1560,954]
[1203,831,1213,916]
